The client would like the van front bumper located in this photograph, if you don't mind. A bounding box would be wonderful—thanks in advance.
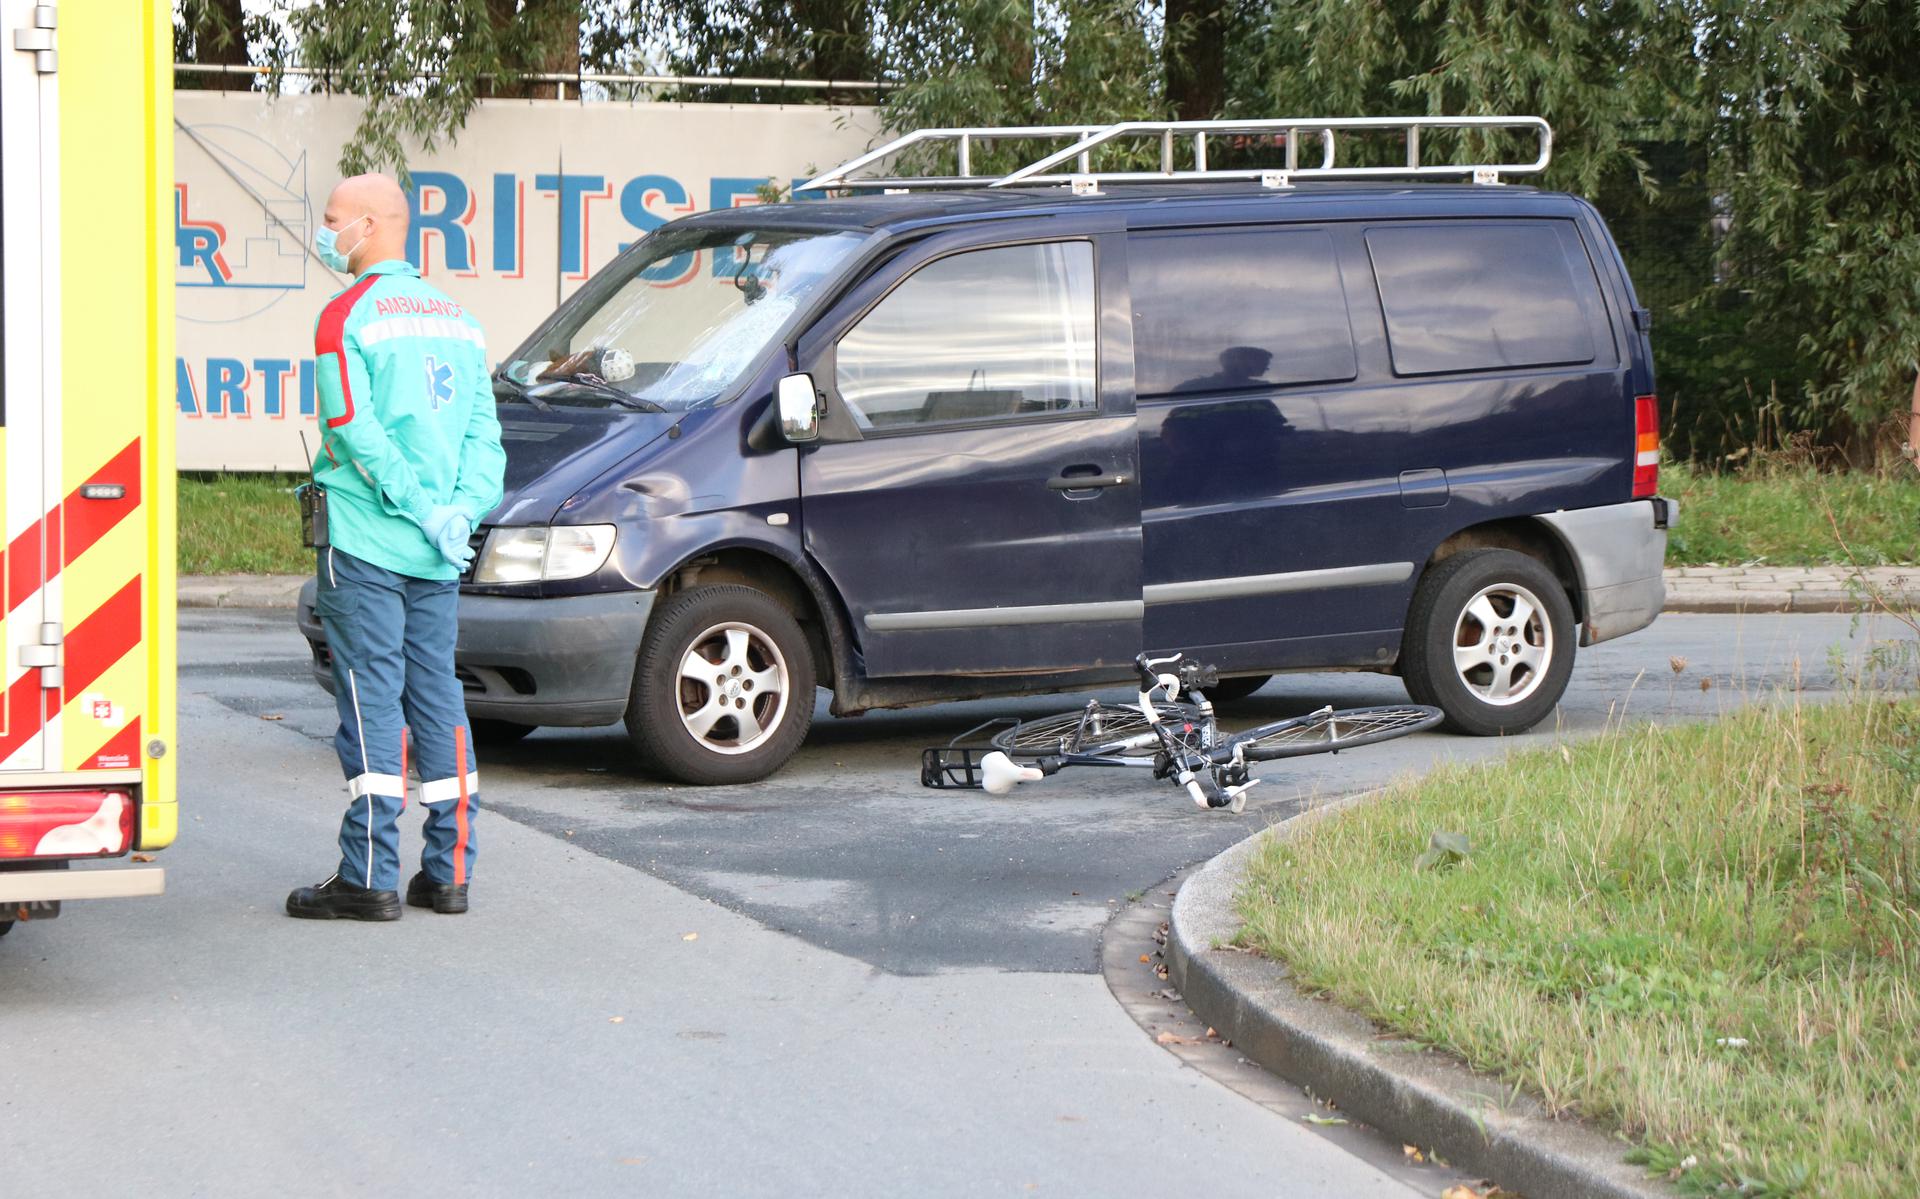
[1539,497,1676,647]
[296,581,656,727]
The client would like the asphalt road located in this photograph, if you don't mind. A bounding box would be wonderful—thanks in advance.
[0,608,1897,1198]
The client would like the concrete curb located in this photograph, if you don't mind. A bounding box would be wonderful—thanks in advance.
[178,574,306,609]
[1166,799,1676,1199]
[1661,588,1892,614]
[1664,594,1847,613]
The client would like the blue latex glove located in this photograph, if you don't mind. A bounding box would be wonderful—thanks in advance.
[421,505,474,571]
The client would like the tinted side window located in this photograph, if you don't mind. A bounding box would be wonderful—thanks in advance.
[1366,223,1598,376]
[835,241,1097,431]
[1130,228,1356,398]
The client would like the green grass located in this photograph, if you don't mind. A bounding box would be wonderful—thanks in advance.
[1238,696,1920,1199]
[1665,462,1919,567]
[177,473,309,575]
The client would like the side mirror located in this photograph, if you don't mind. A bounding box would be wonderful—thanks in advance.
[777,372,819,443]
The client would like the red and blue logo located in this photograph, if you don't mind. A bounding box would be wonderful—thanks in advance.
[172,125,311,302]
[175,184,235,285]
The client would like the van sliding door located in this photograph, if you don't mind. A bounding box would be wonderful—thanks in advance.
[1133,223,1403,670]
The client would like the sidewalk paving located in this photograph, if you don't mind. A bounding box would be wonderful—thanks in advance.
[1663,564,1914,613]
[179,566,1917,613]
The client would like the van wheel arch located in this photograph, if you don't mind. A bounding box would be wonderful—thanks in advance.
[653,545,852,695]
[1414,519,1583,628]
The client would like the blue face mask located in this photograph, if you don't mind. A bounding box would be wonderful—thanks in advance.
[315,214,369,273]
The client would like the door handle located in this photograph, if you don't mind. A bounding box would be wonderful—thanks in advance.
[1046,470,1131,491]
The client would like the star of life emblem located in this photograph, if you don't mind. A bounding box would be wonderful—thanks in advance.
[425,356,456,410]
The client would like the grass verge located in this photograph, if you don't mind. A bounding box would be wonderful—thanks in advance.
[1665,462,1919,567]
[1238,696,1919,1199]
[178,473,309,576]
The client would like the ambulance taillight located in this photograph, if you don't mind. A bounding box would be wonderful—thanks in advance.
[0,791,136,861]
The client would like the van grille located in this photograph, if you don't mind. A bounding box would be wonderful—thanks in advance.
[454,665,537,696]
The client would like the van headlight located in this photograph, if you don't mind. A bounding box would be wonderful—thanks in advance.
[473,525,617,584]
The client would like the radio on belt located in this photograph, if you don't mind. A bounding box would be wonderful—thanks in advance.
[297,481,329,549]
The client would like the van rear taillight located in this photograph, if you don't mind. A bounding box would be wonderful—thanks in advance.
[0,790,133,860]
[1633,394,1660,498]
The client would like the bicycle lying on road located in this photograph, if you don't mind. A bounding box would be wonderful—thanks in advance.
[922,653,1444,813]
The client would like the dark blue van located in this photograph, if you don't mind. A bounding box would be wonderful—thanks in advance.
[298,119,1674,784]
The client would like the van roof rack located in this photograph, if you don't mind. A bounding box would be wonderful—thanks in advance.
[796,115,1552,195]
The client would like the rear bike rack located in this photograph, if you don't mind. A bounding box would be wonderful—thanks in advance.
[919,718,1023,790]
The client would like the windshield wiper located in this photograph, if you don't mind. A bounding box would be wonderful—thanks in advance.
[534,372,666,413]
[492,372,553,411]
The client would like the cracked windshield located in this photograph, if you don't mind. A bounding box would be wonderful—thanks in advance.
[501,227,863,409]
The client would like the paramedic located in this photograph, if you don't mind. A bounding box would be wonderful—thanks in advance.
[286,172,505,922]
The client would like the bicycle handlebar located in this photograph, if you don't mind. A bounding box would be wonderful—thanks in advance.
[1134,652,1218,697]
[1136,652,1182,691]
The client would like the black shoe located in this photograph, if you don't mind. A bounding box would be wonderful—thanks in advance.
[406,870,469,914]
[286,875,402,921]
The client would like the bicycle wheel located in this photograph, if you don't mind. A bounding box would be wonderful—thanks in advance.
[991,700,1200,760]
[1232,705,1443,761]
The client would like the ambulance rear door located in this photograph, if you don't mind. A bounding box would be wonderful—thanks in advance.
[1,0,60,776]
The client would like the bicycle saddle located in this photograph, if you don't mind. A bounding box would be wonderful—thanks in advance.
[980,751,1044,796]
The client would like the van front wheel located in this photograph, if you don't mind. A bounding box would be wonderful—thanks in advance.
[624,585,817,785]
[1402,549,1574,736]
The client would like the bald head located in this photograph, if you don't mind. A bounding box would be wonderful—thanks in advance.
[322,173,410,274]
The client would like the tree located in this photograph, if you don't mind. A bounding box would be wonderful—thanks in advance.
[877,0,1164,177]
[255,0,585,180]
[175,0,254,90]
[1164,0,1226,120]
[482,0,582,99]
[1689,0,1920,458]
[1251,0,1697,196]
[608,0,877,104]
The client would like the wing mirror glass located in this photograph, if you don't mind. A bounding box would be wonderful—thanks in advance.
[777,372,820,443]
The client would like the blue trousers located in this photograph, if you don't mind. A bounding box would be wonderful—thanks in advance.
[314,546,479,891]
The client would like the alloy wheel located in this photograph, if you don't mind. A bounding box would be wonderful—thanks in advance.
[676,621,790,756]
[1450,582,1552,707]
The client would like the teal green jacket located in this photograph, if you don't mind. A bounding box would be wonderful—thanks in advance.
[312,259,505,581]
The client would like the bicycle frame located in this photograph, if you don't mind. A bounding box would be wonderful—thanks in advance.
[1129,654,1256,808]
[986,655,1255,808]
[931,652,1433,811]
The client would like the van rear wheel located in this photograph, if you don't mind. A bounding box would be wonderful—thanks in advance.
[624,585,816,785]
[1402,549,1574,736]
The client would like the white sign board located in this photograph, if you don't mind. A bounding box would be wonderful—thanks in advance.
[174,92,878,470]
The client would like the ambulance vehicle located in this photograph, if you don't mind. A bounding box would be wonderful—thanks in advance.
[0,2,176,939]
